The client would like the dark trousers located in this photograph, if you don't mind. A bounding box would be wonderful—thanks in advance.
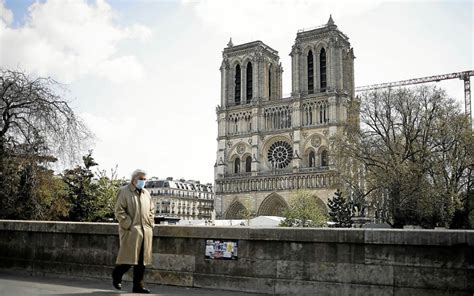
[113,239,145,288]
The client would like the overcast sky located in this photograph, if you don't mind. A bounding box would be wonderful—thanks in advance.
[1,0,472,183]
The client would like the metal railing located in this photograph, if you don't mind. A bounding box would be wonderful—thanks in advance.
[297,24,327,33]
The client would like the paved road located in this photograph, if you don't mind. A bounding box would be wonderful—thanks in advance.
[0,272,261,296]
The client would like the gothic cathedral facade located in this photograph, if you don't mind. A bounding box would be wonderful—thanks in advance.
[214,16,355,219]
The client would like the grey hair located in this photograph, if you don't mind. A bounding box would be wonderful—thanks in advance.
[131,169,147,179]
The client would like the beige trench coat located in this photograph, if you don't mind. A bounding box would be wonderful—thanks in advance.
[114,184,155,265]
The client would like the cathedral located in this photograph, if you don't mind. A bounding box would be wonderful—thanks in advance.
[214,16,355,219]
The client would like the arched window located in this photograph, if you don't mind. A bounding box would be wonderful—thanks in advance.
[246,62,253,103]
[309,151,315,167]
[268,64,272,99]
[321,150,328,167]
[320,48,327,92]
[307,50,314,94]
[245,156,252,173]
[234,157,240,174]
[235,65,241,105]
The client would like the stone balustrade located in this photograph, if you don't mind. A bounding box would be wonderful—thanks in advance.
[215,170,337,193]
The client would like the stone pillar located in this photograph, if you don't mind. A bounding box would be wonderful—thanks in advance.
[291,52,297,94]
[328,97,337,123]
[214,138,227,179]
[256,56,264,99]
[292,101,301,128]
[242,64,247,104]
[315,48,321,93]
[291,44,301,95]
[298,52,305,94]
[229,65,235,106]
[251,109,260,174]
[275,64,281,99]
[220,62,225,107]
[327,42,334,92]
[337,46,343,91]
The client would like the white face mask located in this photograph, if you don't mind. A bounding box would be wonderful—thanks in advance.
[136,179,146,189]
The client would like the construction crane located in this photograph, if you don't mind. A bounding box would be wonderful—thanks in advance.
[355,70,473,125]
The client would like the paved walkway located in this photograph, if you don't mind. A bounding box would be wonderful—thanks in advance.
[0,272,261,296]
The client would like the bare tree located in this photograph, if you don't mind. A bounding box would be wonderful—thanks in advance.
[0,69,92,164]
[333,86,474,228]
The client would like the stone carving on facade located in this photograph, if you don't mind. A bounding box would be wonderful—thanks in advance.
[252,153,259,163]
[311,135,321,147]
[236,143,245,155]
[293,149,301,159]
[218,157,226,166]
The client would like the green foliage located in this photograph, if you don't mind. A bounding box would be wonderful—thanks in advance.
[0,135,69,220]
[62,152,123,222]
[328,190,352,227]
[280,190,328,227]
[62,152,99,221]
[91,167,123,222]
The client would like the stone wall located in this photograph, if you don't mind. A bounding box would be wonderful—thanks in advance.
[0,220,472,295]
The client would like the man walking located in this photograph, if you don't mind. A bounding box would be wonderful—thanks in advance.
[112,169,155,293]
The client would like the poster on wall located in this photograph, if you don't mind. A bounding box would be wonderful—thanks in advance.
[205,240,238,260]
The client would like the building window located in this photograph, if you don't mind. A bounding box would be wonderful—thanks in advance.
[321,150,328,167]
[320,48,327,92]
[235,64,241,105]
[268,64,272,99]
[267,140,293,169]
[309,151,315,167]
[246,62,253,103]
[307,50,314,94]
[245,156,252,173]
[234,157,240,174]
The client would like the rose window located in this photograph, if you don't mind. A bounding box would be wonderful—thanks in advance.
[267,141,293,169]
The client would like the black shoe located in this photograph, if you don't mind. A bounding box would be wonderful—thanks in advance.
[112,270,122,290]
[132,287,151,294]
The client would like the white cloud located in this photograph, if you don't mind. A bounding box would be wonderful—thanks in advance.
[80,112,139,177]
[96,55,145,82]
[125,24,152,42]
[0,0,13,25]
[0,0,151,83]
[187,0,381,40]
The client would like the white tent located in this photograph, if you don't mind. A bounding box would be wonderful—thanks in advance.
[176,216,284,227]
[249,216,284,227]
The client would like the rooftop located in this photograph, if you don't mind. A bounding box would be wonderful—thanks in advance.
[296,14,349,41]
[223,40,279,57]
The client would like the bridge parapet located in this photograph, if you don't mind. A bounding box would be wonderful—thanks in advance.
[0,220,472,295]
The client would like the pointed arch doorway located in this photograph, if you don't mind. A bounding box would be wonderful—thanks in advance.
[257,193,289,217]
